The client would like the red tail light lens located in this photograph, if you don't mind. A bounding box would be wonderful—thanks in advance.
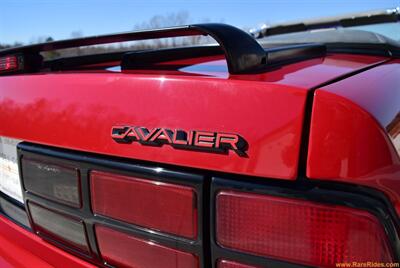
[91,171,197,239]
[96,225,198,268]
[0,55,20,72]
[218,260,259,268]
[0,54,24,73]
[216,191,393,267]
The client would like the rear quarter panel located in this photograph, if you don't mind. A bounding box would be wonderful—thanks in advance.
[307,59,400,213]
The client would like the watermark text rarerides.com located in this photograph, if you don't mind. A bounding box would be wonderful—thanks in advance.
[336,262,399,268]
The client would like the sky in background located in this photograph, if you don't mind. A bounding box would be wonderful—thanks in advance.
[0,0,399,44]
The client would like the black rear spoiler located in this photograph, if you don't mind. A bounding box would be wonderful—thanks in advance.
[0,23,266,74]
[251,7,400,38]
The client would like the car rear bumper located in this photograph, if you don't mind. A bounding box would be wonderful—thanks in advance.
[0,215,95,268]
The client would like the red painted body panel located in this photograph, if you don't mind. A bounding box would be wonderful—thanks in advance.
[0,73,307,179]
[0,50,397,266]
[0,54,385,180]
[0,215,95,268]
[307,59,400,213]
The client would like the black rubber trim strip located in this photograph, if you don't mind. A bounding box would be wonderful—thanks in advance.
[121,45,223,70]
[45,43,325,72]
[265,43,326,67]
[326,43,400,57]
[0,191,30,229]
[258,40,400,58]
[46,51,126,71]
[121,43,326,72]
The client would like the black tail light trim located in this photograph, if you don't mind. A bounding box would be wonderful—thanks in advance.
[0,191,30,229]
[15,142,400,268]
[17,142,205,268]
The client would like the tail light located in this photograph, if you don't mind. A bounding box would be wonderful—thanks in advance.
[14,144,398,267]
[96,225,198,268]
[28,202,89,253]
[0,53,42,74]
[218,260,259,268]
[0,55,20,73]
[91,170,197,239]
[216,190,394,267]
[21,158,81,207]
[17,143,203,267]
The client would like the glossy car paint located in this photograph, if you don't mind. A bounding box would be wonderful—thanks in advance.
[307,59,400,213]
[0,54,386,180]
[0,215,95,268]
